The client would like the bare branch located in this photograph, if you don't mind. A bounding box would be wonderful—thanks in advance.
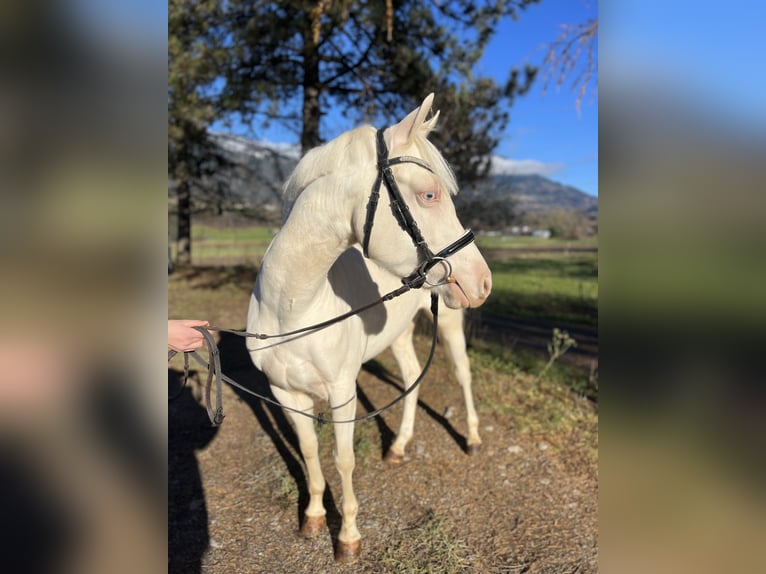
[541,17,597,114]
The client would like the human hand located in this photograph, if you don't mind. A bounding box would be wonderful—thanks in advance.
[168,320,210,352]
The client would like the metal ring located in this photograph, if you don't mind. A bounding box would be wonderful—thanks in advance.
[423,257,454,287]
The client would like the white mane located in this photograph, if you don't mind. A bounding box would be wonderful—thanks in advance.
[281,122,459,223]
[281,126,376,223]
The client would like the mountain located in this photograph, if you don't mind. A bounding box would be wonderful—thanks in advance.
[184,133,597,222]
[463,173,598,216]
[180,132,300,217]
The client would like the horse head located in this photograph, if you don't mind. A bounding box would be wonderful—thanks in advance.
[355,93,492,309]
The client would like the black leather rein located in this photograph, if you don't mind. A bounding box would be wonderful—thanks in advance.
[170,293,440,427]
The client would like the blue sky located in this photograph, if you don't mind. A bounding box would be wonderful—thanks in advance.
[477,0,598,196]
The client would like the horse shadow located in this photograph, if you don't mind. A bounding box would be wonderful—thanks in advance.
[168,368,219,574]
[360,357,470,455]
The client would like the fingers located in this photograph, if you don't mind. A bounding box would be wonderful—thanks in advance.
[168,320,210,352]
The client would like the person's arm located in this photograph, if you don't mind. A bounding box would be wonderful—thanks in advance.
[168,320,209,352]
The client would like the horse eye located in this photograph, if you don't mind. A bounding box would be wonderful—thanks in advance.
[420,191,438,202]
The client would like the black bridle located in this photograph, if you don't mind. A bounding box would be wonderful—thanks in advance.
[362,128,476,289]
[170,127,477,426]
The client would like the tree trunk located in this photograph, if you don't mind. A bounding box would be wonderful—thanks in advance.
[176,177,192,265]
[301,28,321,154]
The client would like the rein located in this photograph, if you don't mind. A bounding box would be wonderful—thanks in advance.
[170,293,440,426]
[170,127,476,426]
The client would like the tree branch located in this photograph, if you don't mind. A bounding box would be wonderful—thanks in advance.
[541,18,598,113]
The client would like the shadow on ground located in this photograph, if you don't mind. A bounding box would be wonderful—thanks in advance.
[168,369,219,574]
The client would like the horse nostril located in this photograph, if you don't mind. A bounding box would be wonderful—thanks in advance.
[482,274,492,298]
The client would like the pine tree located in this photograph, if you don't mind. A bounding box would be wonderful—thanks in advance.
[221,0,538,182]
[169,1,543,261]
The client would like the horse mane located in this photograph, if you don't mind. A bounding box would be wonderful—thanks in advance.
[281,121,458,223]
[281,125,376,223]
[409,129,459,197]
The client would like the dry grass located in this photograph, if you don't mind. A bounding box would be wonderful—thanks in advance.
[375,509,472,573]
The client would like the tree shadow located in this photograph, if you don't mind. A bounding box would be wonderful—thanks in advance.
[360,359,470,454]
[168,368,219,574]
[172,265,258,291]
[214,331,343,547]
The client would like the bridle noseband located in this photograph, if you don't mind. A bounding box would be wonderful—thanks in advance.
[362,128,475,289]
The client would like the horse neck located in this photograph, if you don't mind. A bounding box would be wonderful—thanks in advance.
[260,187,354,316]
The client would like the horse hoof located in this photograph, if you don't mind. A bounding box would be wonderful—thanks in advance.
[466,443,481,456]
[300,515,325,538]
[334,539,361,563]
[384,449,404,465]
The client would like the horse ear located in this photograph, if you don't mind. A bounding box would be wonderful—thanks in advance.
[386,93,436,149]
[422,109,440,133]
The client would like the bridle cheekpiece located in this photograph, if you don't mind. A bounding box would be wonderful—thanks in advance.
[361,128,475,289]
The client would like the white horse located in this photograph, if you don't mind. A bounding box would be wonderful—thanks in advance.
[246,94,491,563]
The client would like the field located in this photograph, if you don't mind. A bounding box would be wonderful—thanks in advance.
[170,219,598,394]
[172,218,598,326]
[168,219,598,573]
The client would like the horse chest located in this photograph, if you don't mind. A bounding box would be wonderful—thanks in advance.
[263,339,359,400]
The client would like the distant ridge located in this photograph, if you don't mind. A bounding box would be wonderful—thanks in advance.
[463,173,598,216]
[180,132,597,220]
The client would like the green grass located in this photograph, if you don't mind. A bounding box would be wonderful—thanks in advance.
[468,340,598,416]
[170,222,598,326]
[467,340,597,462]
[316,417,378,465]
[271,461,300,509]
[483,253,598,326]
[170,223,276,265]
[475,234,598,250]
[192,223,276,243]
[473,233,598,325]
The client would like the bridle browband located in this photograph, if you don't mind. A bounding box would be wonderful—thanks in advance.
[170,127,477,426]
[362,128,476,289]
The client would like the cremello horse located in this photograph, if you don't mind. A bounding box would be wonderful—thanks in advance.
[247,94,491,563]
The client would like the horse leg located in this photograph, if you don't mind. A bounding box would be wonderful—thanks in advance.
[439,308,481,454]
[385,321,422,464]
[270,386,327,537]
[329,386,361,563]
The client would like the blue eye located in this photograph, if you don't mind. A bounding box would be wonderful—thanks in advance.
[417,189,441,205]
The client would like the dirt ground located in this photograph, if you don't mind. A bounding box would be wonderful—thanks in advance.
[169,326,597,573]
